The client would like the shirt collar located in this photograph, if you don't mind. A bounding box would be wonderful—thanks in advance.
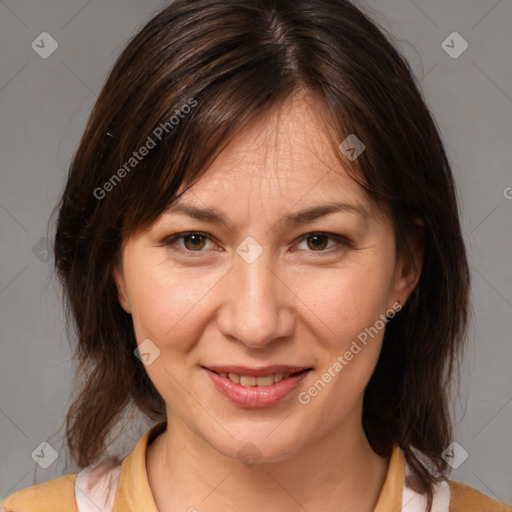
[113,420,166,512]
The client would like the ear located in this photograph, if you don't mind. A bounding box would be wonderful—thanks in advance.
[390,217,424,306]
[112,263,131,314]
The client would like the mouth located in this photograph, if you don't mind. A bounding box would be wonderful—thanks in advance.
[202,365,313,408]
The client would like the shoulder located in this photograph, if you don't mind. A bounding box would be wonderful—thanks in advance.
[1,473,77,512]
[448,479,512,512]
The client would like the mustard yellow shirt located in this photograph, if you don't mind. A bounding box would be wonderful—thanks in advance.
[2,420,511,512]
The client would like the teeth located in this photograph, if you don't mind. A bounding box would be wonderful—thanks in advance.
[240,375,257,386]
[255,374,274,386]
[214,371,302,386]
[228,372,240,383]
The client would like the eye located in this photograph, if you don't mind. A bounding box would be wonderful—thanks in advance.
[164,231,217,253]
[163,230,352,256]
[295,232,351,253]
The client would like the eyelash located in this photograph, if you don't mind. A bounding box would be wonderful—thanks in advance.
[162,231,352,257]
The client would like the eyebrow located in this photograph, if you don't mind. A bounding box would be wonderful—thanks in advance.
[164,200,369,229]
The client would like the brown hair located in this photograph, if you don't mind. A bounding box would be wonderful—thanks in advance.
[53,0,470,508]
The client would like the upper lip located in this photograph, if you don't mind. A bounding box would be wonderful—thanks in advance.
[204,365,312,377]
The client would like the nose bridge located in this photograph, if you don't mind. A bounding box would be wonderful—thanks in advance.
[218,244,294,347]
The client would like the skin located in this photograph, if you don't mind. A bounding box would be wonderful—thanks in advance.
[113,91,423,512]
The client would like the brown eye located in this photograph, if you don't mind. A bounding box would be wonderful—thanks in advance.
[295,232,352,254]
[164,231,215,253]
[183,233,207,250]
[306,233,329,251]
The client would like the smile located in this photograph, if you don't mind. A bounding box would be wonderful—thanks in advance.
[202,366,312,408]
[211,371,296,386]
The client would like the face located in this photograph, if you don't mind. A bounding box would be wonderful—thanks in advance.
[113,92,422,463]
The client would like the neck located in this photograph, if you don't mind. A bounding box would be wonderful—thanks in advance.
[146,415,390,512]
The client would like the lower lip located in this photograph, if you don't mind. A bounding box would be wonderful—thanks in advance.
[204,368,311,408]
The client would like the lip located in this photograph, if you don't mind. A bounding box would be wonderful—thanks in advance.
[202,366,312,408]
[204,365,310,377]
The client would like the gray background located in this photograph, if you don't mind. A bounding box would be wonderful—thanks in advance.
[1,0,511,504]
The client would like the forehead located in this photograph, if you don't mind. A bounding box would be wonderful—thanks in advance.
[177,92,372,214]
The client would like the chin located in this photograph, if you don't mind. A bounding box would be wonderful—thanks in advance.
[206,424,306,465]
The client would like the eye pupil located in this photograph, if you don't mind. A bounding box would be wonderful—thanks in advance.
[307,234,328,250]
[184,234,206,250]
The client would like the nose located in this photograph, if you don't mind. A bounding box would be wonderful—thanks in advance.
[216,248,296,349]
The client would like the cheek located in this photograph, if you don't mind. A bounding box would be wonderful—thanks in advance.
[293,260,393,341]
[125,261,221,348]
[296,259,395,414]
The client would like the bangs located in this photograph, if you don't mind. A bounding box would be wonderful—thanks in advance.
[81,0,399,245]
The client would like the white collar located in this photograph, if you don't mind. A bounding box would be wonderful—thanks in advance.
[401,456,451,512]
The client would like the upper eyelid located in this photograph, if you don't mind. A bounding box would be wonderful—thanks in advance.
[164,231,214,244]
[164,231,215,247]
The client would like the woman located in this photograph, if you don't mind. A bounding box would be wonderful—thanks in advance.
[2,0,510,511]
